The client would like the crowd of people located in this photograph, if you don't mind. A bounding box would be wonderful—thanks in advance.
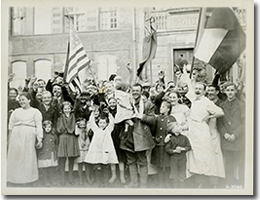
[7,62,245,189]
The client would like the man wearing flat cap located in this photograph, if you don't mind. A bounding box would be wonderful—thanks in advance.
[46,71,74,111]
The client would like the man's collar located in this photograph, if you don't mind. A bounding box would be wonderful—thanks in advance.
[212,97,219,104]
[43,103,50,109]
[227,96,236,102]
[195,95,204,101]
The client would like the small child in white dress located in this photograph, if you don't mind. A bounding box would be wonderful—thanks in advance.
[84,112,119,187]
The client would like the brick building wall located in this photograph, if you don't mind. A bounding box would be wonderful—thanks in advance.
[8,7,246,88]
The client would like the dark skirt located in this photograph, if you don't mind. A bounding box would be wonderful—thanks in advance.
[58,134,80,158]
[111,123,126,163]
[151,145,170,168]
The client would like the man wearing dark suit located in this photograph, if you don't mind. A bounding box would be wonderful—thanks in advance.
[217,82,245,187]
[37,91,60,128]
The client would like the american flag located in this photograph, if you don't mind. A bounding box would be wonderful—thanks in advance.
[64,20,90,94]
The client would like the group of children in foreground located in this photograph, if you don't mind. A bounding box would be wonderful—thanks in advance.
[37,99,191,188]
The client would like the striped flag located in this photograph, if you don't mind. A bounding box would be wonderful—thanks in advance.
[137,16,157,81]
[194,7,246,74]
[63,20,91,93]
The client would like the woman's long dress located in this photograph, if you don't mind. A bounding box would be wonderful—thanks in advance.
[7,107,43,184]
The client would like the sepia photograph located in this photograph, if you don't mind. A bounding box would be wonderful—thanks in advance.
[1,0,254,196]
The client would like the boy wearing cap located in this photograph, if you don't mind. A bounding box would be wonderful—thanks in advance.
[165,122,191,188]
[46,71,74,107]
[74,92,92,121]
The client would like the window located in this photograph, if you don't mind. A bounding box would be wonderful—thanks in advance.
[154,12,168,30]
[110,10,117,28]
[51,7,63,34]
[11,61,27,89]
[34,7,52,34]
[11,7,26,35]
[64,7,86,32]
[34,60,52,82]
[100,8,117,30]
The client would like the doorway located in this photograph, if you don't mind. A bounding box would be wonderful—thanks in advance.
[173,48,194,82]
[174,48,194,65]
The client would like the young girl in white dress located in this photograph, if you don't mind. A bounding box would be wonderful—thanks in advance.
[84,112,118,187]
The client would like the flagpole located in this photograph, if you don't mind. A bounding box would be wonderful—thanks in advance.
[132,7,137,85]
[149,62,153,84]
[88,62,98,86]
[63,42,70,83]
[149,16,155,84]
[190,8,203,79]
[63,8,72,83]
[64,8,73,23]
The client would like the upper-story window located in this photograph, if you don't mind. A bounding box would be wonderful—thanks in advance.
[34,7,52,34]
[10,7,120,35]
[11,7,26,35]
[100,8,117,30]
[64,7,86,32]
[154,12,168,30]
